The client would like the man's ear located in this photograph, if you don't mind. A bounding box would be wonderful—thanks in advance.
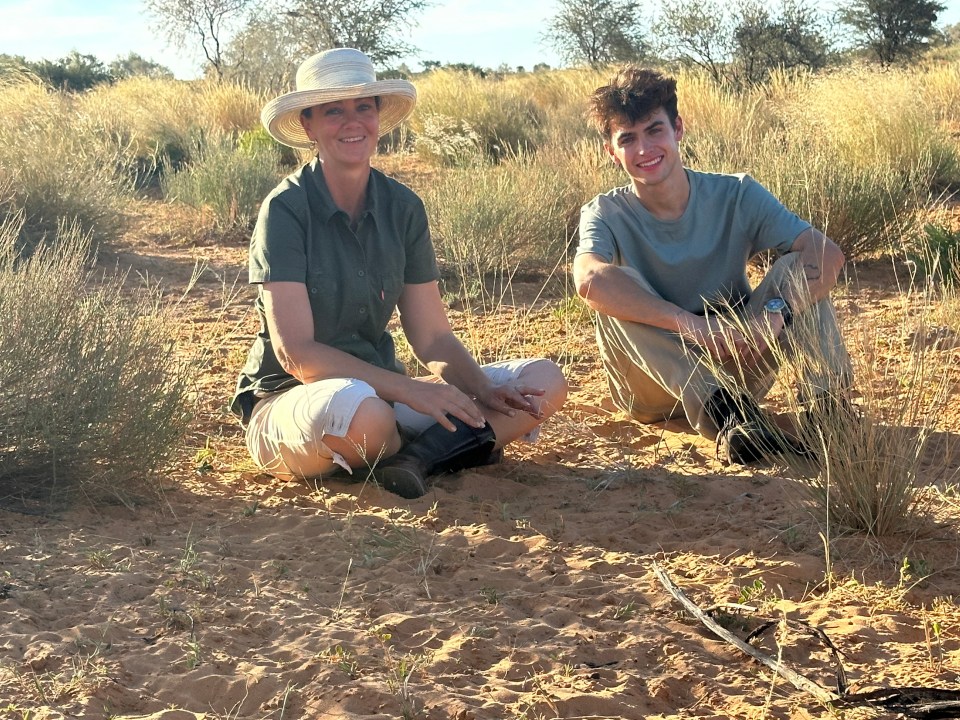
[604,141,620,167]
[674,115,684,141]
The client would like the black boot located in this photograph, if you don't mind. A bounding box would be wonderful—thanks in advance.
[704,388,810,465]
[373,416,497,499]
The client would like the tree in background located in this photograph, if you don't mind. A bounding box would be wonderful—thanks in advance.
[838,0,946,65]
[109,52,175,80]
[144,0,255,81]
[32,51,112,91]
[222,7,300,94]
[657,0,732,83]
[732,0,830,85]
[658,0,831,86]
[546,0,648,67]
[282,0,430,66]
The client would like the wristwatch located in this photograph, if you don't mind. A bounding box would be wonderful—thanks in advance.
[764,297,794,327]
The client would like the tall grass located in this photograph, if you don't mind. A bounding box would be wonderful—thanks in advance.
[0,78,130,245]
[77,77,266,187]
[410,69,548,159]
[701,267,957,536]
[782,280,956,536]
[0,215,192,509]
[418,140,616,281]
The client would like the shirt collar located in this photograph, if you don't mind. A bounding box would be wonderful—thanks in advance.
[307,157,382,226]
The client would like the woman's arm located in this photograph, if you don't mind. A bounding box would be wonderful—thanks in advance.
[398,281,542,419]
[264,281,486,431]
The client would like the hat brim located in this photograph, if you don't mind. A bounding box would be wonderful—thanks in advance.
[262,80,417,149]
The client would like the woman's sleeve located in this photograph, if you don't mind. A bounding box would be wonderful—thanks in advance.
[249,191,309,284]
[402,194,440,285]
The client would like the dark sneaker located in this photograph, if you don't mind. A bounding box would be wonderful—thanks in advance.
[716,416,811,466]
[705,388,812,466]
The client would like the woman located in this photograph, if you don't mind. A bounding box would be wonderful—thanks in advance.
[231,48,567,499]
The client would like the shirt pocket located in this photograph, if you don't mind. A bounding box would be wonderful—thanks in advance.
[306,270,343,343]
[373,272,404,329]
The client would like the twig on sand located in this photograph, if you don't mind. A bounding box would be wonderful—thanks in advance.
[651,561,839,705]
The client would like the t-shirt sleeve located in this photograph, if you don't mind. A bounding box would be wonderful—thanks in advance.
[738,175,811,255]
[248,190,309,285]
[576,197,617,263]
[401,194,440,285]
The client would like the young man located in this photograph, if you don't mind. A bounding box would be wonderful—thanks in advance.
[573,67,852,465]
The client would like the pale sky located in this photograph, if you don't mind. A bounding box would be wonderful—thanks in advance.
[2,0,959,79]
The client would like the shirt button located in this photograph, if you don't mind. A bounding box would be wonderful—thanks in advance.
[310,287,317,294]
[359,307,367,314]
[351,334,359,340]
[358,270,365,277]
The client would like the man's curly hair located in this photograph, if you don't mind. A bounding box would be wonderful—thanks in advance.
[588,67,679,140]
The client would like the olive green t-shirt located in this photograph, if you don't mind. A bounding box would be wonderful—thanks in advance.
[230,159,440,421]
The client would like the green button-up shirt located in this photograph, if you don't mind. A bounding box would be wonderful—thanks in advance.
[231,158,439,421]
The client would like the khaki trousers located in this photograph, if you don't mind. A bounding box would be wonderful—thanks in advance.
[596,254,852,440]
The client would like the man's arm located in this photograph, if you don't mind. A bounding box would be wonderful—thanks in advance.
[573,252,748,361]
[782,228,845,311]
[572,252,695,331]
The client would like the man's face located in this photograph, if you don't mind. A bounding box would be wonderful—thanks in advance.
[605,108,684,189]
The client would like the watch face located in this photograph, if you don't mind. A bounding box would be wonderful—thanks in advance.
[765,297,787,313]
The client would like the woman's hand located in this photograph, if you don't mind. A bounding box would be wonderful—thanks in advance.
[398,379,487,431]
[475,383,545,419]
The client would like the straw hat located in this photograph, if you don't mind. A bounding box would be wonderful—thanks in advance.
[261,48,417,149]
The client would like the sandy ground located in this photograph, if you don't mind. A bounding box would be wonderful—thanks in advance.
[3,195,960,720]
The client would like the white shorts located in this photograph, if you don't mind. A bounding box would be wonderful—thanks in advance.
[245,358,541,479]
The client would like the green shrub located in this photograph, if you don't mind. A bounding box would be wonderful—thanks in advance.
[238,125,299,167]
[908,223,960,287]
[0,216,192,509]
[161,134,281,230]
[420,149,587,280]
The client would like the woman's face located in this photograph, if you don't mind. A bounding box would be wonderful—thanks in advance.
[300,96,380,166]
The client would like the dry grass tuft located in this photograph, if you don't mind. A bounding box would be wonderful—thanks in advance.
[0,215,193,511]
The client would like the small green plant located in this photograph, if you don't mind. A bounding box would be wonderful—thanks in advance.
[900,556,931,585]
[613,600,637,621]
[194,438,216,474]
[321,644,359,678]
[551,294,593,328]
[87,549,113,570]
[479,587,503,605]
[184,640,203,670]
[737,578,767,605]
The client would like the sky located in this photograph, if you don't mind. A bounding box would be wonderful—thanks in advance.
[2,0,959,80]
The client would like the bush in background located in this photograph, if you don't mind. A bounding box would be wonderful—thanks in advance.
[161,134,281,231]
[0,216,192,509]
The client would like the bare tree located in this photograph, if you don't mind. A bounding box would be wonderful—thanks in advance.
[144,0,255,80]
[222,8,300,94]
[657,0,733,83]
[546,0,648,67]
[283,0,431,66]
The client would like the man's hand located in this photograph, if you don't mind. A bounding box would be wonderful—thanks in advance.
[680,313,785,367]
